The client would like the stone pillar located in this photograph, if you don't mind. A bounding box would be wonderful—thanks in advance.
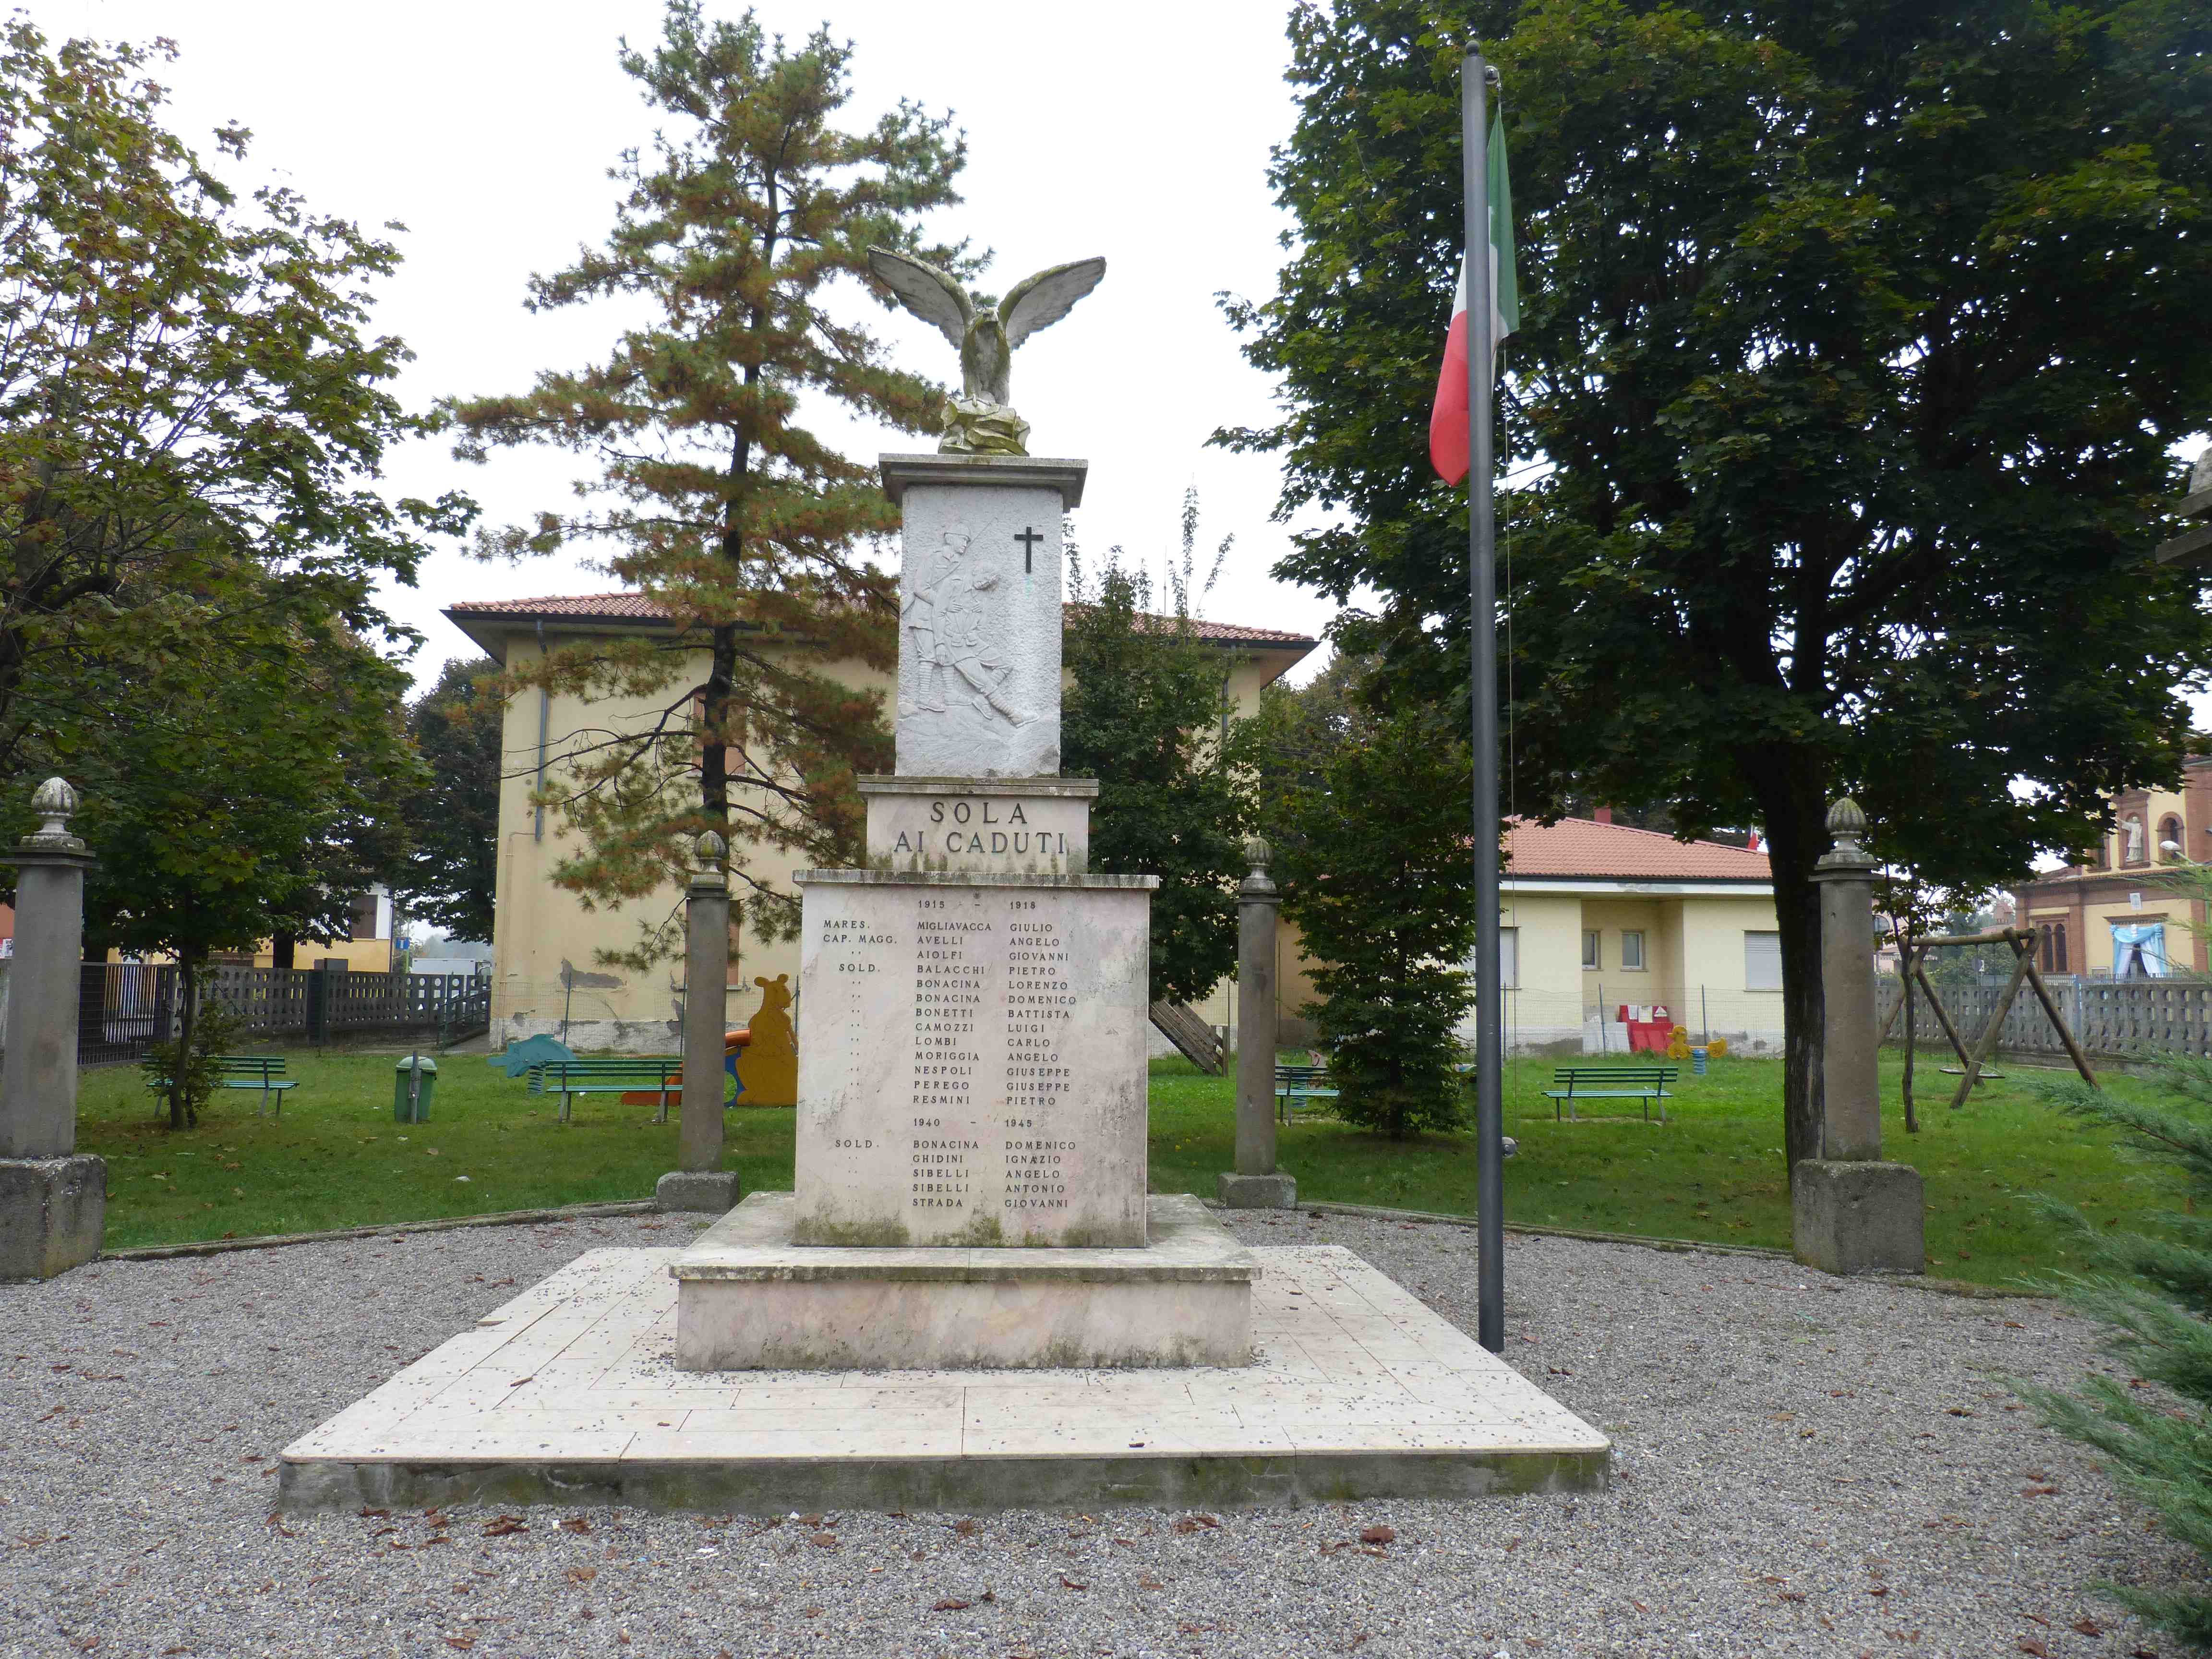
[1793,796,1923,1275]
[0,778,104,1280]
[1219,837,1295,1209]
[658,831,740,1213]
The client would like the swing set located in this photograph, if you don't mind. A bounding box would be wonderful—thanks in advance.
[1878,924,2098,1131]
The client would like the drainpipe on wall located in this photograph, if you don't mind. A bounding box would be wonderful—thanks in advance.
[533,620,550,843]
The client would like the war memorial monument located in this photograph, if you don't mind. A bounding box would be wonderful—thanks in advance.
[279,253,1606,1511]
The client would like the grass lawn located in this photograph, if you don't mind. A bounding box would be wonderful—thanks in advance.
[81,1045,2181,1285]
[1146,1052,2185,1289]
[81,1050,795,1250]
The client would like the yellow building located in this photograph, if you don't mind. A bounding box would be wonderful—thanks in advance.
[443,592,1318,1054]
[1466,815,1785,1056]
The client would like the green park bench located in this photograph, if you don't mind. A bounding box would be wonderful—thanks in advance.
[1275,1062,1338,1123]
[1543,1064,1678,1125]
[527,1057,685,1125]
[145,1054,299,1118]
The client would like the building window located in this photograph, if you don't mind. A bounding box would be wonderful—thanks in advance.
[2161,815,2185,863]
[348,894,380,942]
[1744,930,1782,991]
[2113,921,2170,979]
[1581,929,1599,970]
[1620,929,1646,971]
[2040,923,2071,975]
[1470,928,1521,990]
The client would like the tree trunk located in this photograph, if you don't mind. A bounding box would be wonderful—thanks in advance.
[1757,767,1828,1183]
[168,950,204,1131]
[701,622,736,822]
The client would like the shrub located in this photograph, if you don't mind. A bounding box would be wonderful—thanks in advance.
[138,986,244,1129]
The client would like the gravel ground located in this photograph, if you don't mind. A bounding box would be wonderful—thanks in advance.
[0,1205,2197,1659]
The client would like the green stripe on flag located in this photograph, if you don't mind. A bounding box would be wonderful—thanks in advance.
[1489,112,1518,338]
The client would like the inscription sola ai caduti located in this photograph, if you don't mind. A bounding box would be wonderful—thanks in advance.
[861,781,1092,877]
[899,798,1068,863]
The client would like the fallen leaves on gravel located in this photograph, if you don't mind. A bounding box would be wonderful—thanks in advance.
[1061,1575,1088,1590]
[441,1640,474,1652]
[1359,1525,1395,1545]
[2072,1617,2103,1635]
[931,1599,972,1612]
[1172,1514,1220,1534]
[481,1516,528,1537]
[2021,1484,2061,1498]
[2018,1641,2051,1657]
[810,1532,838,1549]
[558,1517,590,1535]
[567,1566,596,1584]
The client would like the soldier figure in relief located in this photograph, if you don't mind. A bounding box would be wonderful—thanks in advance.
[902,525,1026,725]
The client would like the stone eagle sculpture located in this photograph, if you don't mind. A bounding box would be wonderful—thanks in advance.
[866,247,1106,456]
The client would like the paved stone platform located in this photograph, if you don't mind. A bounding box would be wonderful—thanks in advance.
[278,1243,1609,1513]
[674,1192,1254,1370]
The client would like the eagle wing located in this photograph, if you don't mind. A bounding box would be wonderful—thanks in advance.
[866,247,972,347]
[998,257,1107,348]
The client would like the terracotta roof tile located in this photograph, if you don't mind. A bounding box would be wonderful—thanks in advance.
[1506,817,1770,883]
[445,592,1316,646]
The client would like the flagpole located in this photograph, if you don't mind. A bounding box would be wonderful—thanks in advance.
[1463,48,1505,1355]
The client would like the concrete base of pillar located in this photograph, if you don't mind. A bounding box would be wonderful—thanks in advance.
[1792,1159,1924,1276]
[0,1155,105,1281]
[1216,1171,1298,1210]
[656,1170,743,1214]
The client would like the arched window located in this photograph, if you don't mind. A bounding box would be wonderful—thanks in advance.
[2041,923,2069,975]
[2162,815,2186,862]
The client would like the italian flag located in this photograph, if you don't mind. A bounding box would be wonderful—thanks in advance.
[1430,111,1520,486]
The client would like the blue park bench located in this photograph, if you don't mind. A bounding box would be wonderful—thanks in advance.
[1275,1061,1338,1123]
[145,1054,299,1118]
[527,1057,685,1124]
[1543,1063,1678,1124]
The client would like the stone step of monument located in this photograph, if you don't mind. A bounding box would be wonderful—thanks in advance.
[673,1192,1253,1370]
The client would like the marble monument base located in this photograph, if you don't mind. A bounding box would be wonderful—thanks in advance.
[673,1192,1252,1371]
[0,1154,104,1281]
[279,1236,1610,1514]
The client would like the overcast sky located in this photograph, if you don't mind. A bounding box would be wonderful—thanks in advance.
[33,0,1348,691]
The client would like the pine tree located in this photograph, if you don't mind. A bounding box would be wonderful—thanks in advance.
[1268,702,1476,1140]
[448,1,973,959]
[2023,1061,2212,1647]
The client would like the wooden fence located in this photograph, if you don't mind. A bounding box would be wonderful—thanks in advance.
[1877,975,2212,1062]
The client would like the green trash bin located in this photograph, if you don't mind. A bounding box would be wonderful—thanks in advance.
[394,1056,438,1123]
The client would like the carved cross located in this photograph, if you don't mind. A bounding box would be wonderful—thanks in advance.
[1014,526,1044,574]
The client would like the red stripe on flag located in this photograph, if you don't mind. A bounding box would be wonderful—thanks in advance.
[1429,310,1469,486]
